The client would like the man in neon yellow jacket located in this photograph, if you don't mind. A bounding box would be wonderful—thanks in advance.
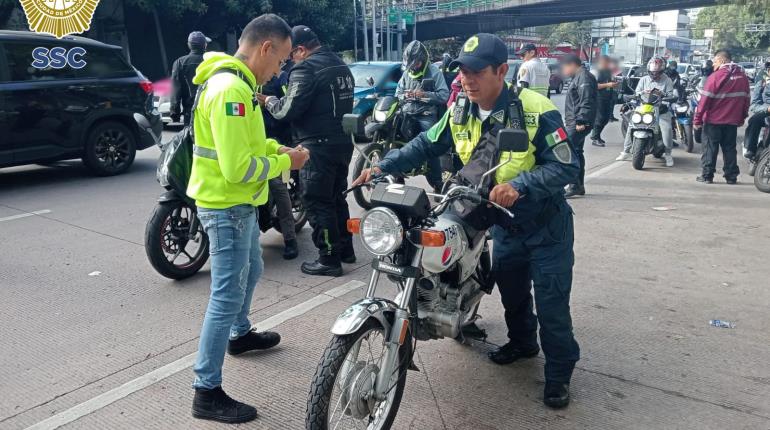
[186,14,309,424]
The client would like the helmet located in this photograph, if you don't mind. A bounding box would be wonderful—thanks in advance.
[403,40,429,77]
[701,59,713,76]
[441,52,452,70]
[647,57,665,78]
[667,60,678,70]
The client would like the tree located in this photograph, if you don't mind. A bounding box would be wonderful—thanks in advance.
[537,21,592,50]
[695,0,770,56]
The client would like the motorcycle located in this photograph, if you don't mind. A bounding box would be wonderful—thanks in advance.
[671,80,696,153]
[306,114,529,429]
[133,114,307,280]
[751,118,770,193]
[623,89,676,170]
[352,79,445,209]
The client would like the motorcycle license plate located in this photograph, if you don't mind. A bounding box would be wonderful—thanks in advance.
[633,131,651,138]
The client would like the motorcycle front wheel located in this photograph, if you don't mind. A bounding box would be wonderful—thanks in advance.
[144,201,209,280]
[306,319,411,430]
[754,150,770,193]
[632,138,647,170]
[682,124,694,153]
[352,140,384,210]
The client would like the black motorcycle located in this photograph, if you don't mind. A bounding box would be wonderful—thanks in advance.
[751,118,770,193]
[134,114,306,280]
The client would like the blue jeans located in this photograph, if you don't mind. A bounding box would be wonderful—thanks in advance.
[193,204,263,389]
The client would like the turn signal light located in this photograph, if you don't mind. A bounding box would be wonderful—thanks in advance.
[420,230,445,247]
[347,218,361,234]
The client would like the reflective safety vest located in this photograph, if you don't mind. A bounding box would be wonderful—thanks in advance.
[447,87,560,184]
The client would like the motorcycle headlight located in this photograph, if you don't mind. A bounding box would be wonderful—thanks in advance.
[632,113,643,124]
[360,207,403,256]
[676,105,689,113]
[642,113,654,124]
[373,109,388,122]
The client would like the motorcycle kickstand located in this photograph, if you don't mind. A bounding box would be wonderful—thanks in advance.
[456,304,488,343]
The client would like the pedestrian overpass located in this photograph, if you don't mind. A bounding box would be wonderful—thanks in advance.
[408,0,719,40]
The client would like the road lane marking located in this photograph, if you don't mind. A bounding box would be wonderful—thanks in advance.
[585,161,625,182]
[0,210,51,223]
[24,280,366,430]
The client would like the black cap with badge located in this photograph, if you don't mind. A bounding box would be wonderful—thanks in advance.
[449,33,508,72]
[291,25,319,48]
[517,43,537,56]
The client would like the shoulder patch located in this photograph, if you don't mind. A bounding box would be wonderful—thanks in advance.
[545,127,567,146]
[524,112,538,127]
[225,102,246,117]
[553,141,573,164]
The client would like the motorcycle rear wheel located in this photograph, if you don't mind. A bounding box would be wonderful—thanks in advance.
[145,201,209,280]
[271,174,308,233]
[754,150,770,193]
[682,124,694,153]
[307,319,411,430]
[632,138,647,170]
[352,140,385,210]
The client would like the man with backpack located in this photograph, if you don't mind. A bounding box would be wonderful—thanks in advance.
[185,14,309,424]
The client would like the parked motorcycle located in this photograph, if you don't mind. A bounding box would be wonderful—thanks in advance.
[623,89,676,170]
[306,114,529,429]
[751,118,770,193]
[352,79,443,209]
[133,114,306,280]
[671,81,696,153]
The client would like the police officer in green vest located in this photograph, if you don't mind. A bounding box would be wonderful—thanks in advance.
[354,33,581,409]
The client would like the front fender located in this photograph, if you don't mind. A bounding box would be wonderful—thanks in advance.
[331,298,398,336]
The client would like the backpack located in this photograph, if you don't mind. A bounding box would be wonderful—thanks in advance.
[156,68,253,195]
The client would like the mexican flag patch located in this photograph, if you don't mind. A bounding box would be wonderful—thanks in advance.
[545,127,567,147]
[225,102,246,117]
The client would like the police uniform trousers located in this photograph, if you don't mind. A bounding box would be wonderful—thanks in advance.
[567,126,590,187]
[300,141,354,265]
[491,200,580,383]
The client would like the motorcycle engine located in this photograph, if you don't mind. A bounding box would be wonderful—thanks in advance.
[414,263,485,340]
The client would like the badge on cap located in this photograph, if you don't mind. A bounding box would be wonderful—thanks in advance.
[464,36,479,53]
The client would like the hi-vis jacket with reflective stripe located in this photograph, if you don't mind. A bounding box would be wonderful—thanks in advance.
[187,52,290,209]
[378,86,579,224]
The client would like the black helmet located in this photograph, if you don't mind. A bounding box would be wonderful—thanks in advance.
[403,40,429,77]
[701,59,713,76]
[667,60,678,70]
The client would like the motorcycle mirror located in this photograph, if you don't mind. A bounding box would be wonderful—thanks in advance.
[498,128,530,153]
[342,114,365,136]
[367,76,375,87]
[420,78,434,92]
[133,113,152,131]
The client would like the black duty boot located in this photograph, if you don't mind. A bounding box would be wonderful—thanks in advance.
[227,329,281,356]
[301,260,343,277]
[283,239,298,260]
[726,178,738,185]
[488,342,540,365]
[543,381,571,409]
[696,176,713,184]
[192,386,258,423]
[564,184,586,199]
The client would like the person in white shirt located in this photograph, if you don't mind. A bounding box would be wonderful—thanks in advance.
[517,43,551,97]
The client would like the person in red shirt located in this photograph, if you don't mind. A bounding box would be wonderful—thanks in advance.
[693,49,751,184]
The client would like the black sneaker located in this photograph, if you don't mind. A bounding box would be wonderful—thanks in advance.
[543,381,570,409]
[488,342,540,365]
[591,139,606,147]
[726,178,738,185]
[227,329,281,356]
[301,260,343,277]
[341,249,357,264]
[192,386,257,423]
[283,239,298,260]
[696,176,713,184]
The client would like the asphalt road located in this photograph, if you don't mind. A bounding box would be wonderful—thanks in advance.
[1,94,769,430]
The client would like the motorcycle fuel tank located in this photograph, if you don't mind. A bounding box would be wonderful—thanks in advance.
[421,217,467,274]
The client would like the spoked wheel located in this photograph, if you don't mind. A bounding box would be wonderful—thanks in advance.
[352,141,384,210]
[145,201,209,279]
[307,320,411,430]
[754,150,770,193]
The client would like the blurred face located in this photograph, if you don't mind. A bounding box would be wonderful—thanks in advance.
[598,58,610,70]
[459,63,507,109]
[561,62,578,78]
[248,36,292,84]
[712,56,725,70]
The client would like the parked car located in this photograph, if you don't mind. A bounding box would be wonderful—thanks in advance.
[0,30,161,175]
[676,63,700,79]
[349,61,402,126]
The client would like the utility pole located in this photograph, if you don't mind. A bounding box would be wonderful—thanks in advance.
[386,4,391,60]
[371,0,378,61]
[353,0,358,61]
[361,0,369,61]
